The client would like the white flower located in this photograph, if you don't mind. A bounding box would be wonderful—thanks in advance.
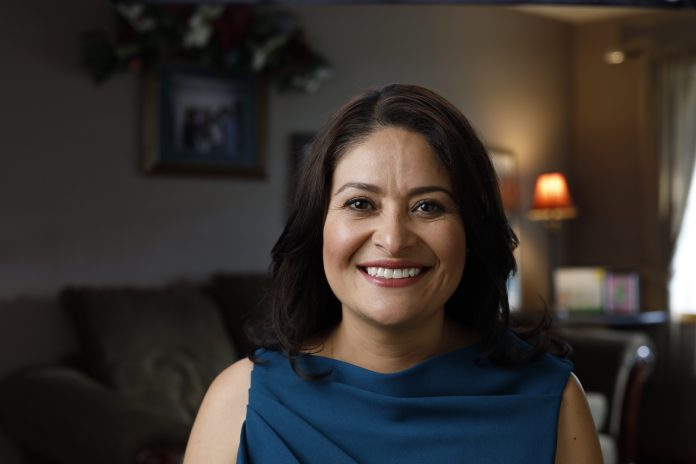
[116,4,144,22]
[196,5,224,21]
[183,6,223,49]
[116,4,155,33]
[251,36,288,71]
[291,66,332,93]
[184,17,211,48]
[183,23,213,48]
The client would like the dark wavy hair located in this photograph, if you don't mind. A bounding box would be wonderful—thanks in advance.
[248,83,560,367]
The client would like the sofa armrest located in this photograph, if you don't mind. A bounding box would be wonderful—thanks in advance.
[556,327,655,464]
[0,367,190,464]
[556,328,655,433]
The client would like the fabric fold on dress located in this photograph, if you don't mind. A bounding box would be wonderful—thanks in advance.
[238,334,572,464]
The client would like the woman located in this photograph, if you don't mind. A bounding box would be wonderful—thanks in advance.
[184,84,602,463]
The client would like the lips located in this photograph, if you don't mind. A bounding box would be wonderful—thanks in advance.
[357,260,431,287]
[363,266,422,279]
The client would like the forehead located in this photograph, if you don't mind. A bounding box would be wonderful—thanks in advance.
[331,127,451,190]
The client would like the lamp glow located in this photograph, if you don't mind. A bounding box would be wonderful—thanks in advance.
[528,173,578,222]
[604,50,626,65]
[529,172,578,309]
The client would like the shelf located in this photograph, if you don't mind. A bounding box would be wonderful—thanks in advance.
[555,310,669,327]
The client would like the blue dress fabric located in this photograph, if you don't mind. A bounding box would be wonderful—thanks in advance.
[238,334,572,464]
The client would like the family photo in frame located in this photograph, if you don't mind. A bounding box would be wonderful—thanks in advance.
[142,64,265,177]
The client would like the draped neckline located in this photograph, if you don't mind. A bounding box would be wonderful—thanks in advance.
[300,341,483,378]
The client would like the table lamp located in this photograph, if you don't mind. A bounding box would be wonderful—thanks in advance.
[528,172,578,308]
[529,172,578,226]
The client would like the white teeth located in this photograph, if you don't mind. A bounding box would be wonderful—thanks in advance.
[365,267,423,279]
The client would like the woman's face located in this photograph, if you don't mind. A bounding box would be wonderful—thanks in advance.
[322,126,467,330]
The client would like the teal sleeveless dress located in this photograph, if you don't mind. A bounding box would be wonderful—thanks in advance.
[238,334,572,464]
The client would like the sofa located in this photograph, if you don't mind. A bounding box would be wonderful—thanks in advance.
[557,327,656,464]
[0,274,654,464]
[0,273,271,464]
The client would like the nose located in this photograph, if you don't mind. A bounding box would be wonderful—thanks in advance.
[372,211,417,255]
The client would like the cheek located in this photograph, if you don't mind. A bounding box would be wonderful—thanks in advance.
[322,217,365,269]
[434,226,467,305]
[435,223,467,272]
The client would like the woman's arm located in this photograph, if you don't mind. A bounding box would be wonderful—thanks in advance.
[555,373,603,464]
[183,358,253,464]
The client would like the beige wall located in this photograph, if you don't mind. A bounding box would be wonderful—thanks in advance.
[0,1,281,299]
[0,2,572,303]
[568,21,654,294]
[567,14,696,311]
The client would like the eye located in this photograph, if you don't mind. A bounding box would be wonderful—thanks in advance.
[344,198,374,211]
[413,200,445,214]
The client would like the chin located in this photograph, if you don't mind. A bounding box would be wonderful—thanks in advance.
[355,304,433,329]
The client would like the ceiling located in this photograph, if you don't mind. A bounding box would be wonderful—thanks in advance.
[512,5,660,23]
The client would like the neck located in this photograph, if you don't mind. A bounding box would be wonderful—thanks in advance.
[323,310,469,374]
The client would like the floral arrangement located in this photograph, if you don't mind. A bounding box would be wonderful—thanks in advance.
[82,4,332,93]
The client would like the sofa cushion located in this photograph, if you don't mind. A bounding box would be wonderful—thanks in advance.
[61,284,237,425]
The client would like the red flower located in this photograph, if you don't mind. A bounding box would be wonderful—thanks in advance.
[213,6,253,50]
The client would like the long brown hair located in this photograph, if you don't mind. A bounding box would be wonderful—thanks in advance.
[248,84,556,367]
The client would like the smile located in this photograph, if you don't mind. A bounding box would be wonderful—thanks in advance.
[357,263,431,288]
[363,267,422,279]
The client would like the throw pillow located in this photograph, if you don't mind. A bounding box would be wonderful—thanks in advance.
[61,284,237,425]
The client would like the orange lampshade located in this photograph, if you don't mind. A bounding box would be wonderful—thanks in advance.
[528,173,578,221]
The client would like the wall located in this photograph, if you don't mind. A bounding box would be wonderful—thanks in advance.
[0,0,574,326]
[0,1,573,461]
[568,12,696,313]
[0,1,281,300]
[569,14,696,463]
[568,18,666,311]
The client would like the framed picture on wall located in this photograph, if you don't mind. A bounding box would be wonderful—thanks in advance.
[489,148,522,311]
[141,64,266,177]
[489,148,520,217]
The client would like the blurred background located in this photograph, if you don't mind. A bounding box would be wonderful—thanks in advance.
[1,1,696,463]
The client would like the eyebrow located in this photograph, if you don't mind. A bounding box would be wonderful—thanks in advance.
[334,182,454,199]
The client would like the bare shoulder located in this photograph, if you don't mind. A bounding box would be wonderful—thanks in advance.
[183,358,253,464]
[216,357,254,393]
[555,373,604,464]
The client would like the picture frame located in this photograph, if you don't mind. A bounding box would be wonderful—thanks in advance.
[488,147,522,311]
[141,64,266,177]
[488,148,520,217]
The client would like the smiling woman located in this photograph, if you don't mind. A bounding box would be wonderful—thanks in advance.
[183,84,602,464]
[322,128,468,342]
